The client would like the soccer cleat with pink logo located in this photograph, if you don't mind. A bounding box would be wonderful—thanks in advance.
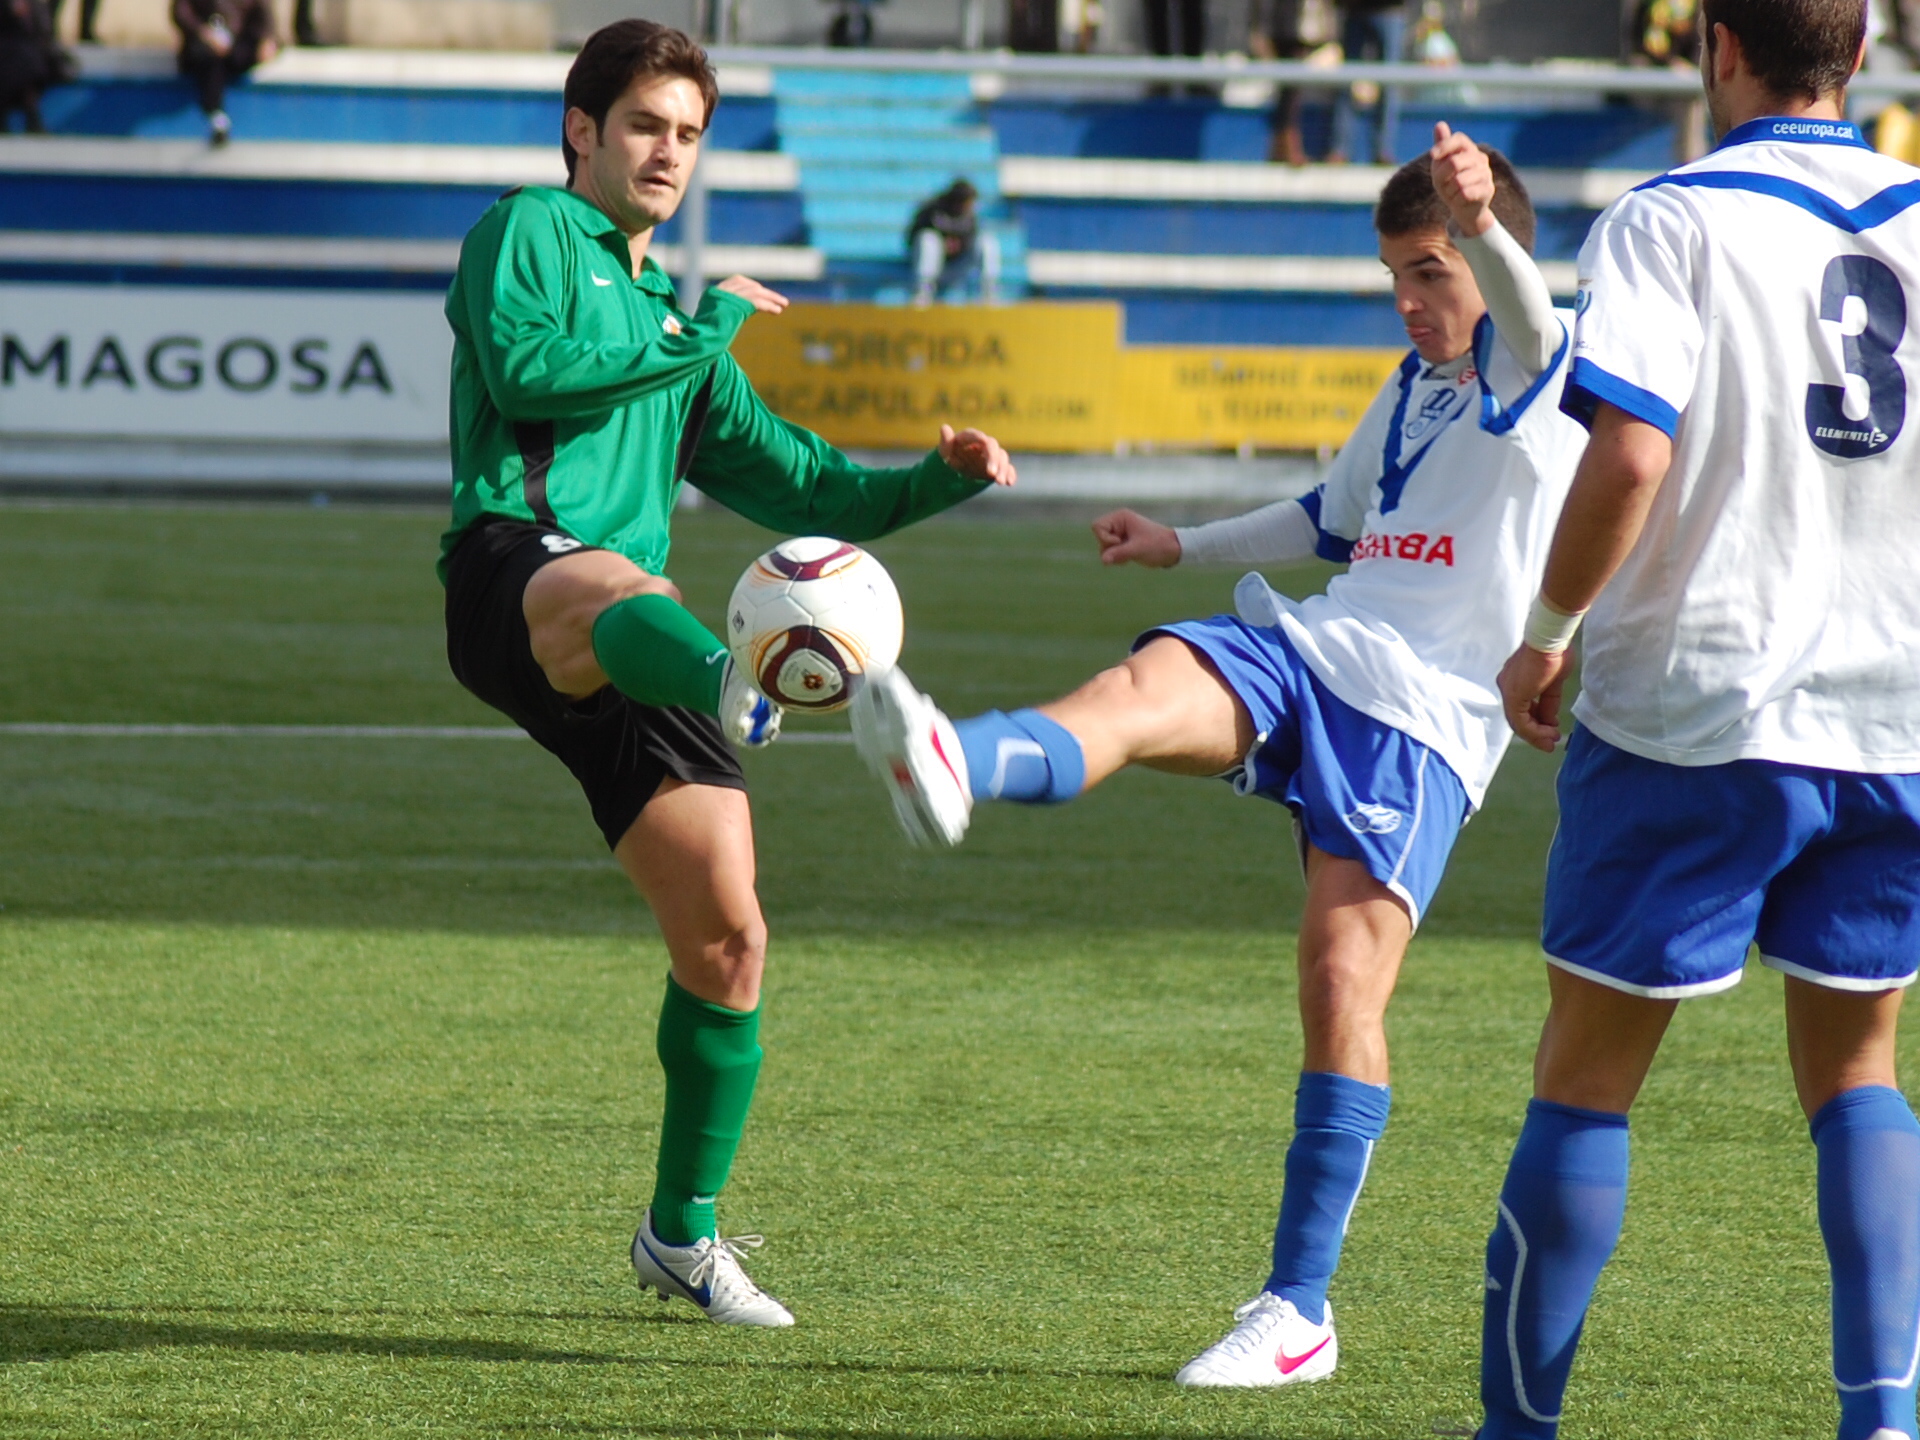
[1174,1293,1338,1388]
[850,665,972,848]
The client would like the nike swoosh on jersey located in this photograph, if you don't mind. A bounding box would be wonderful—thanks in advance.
[1277,1336,1332,1375]
[591,274,613,287]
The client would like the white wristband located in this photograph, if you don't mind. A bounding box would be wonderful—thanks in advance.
[1523,594,1586,655]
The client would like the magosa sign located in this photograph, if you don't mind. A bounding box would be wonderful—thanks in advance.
[0,284,452,443]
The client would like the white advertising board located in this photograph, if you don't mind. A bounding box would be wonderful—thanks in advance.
[0,284,452,443]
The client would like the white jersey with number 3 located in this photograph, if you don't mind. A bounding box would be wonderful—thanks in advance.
[1564,117,1920,771]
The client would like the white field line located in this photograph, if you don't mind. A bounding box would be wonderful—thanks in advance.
[0,722,854,743]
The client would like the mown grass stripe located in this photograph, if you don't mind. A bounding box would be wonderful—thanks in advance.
[0,722,854,743]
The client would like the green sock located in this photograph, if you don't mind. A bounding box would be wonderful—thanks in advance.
[651,975,762,1245]
[590,592,729,715]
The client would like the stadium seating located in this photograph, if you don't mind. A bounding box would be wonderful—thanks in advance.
[1,48,1677,344]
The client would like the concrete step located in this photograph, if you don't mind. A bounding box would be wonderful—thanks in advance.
[797,164,1001,200]
[781,132,998,166]
[770,69,974,101]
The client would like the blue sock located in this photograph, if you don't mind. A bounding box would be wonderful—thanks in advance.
[1812,1085,1920,1440]
[1479,1099,1630,1440]
[1265,1071,1392,1325]
[953,709,1086,804]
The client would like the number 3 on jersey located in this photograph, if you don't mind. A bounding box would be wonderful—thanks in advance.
[1806,254,1907,460]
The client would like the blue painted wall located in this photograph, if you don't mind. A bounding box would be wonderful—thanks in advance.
[28,78,781,150]
[1017,197,1602,261]
[986,99,1675,169]
[2,174,806,244]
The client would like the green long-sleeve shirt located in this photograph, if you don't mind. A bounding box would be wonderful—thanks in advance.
[439,185,989,579]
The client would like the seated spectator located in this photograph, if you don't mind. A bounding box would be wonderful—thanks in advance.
[0,0,62,134]
[173,0,278,146]
[908,178,1002,306]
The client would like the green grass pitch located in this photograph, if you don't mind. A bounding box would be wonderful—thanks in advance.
[0,500,1893,1438]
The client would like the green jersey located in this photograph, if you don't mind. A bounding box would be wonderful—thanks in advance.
[440,185,987,578]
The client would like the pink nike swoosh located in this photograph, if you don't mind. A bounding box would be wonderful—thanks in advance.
[929,727,963,789]
[1277,1335,1331,1375]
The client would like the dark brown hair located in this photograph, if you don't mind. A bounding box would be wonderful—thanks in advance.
[1701,0,1865,102]
[562,20,720,180]
[1373,146,1537,254]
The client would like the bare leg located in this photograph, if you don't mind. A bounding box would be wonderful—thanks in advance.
[522,549,680,700]
[1036,635,1256,787]
[1532,965,1678,1112]
[1296,846,1413,1085]
[1784,977,1903,1119]
[614,779,765,1010]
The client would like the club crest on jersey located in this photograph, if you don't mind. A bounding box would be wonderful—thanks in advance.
[1345,803,1403,835]
[1405,385,1466,440]
[661,314,685,336]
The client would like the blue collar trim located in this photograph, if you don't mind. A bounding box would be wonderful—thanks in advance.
[1377,345,1472,515]
[1632,167,1920,234]
[1715,116,1870,152]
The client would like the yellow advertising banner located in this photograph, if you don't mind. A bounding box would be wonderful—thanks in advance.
[730,301,1400,454]
[1118,347,1400,452]
[730,301,1123,452]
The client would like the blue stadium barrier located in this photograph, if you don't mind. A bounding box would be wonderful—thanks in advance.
[33,76,780,150]
[0,49,1688,345]
[986,99,1675,169]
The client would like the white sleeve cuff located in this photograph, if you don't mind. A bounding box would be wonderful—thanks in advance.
[1175,498,1320,565]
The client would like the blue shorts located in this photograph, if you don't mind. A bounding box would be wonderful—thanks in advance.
[1545,727,1920,997]
[1146,616,1470,927]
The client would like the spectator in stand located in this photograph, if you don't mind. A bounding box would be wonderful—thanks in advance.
[907,178,1001,306]
[0,0,61,133]
[1630,0,1705,159]
[173,0,278,147]
[1144,0,1205,84]
[1330,0,1407,165]
[1256,0,1311,164]
[49,0,97,43]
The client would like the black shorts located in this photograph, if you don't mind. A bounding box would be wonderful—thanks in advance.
[443,516,746,849]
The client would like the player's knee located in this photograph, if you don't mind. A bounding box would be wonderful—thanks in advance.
[1298,934,1400,1015]
[1080,656,1168,726]
[525,560,677,697]
[703,917,767,992]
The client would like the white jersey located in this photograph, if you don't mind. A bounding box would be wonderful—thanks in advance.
[1236,309,1586,807]
[1566,117,1920,771]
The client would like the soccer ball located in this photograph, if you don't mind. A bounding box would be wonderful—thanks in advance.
[726,538,904,713]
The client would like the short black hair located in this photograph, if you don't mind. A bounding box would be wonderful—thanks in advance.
[562,20,720,180]
[1373,146,1537,254]
[1702,0,1865,102]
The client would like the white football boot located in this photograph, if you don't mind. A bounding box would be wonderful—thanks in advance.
[630,1210,795,1327]
[1174,1293,1338,1387]
[719,657,783,749]
[850,666,971,847]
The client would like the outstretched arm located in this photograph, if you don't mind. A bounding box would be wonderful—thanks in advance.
[1431,122,1561,380]
[687,357,1013,539]
[1091,494,1328,569]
